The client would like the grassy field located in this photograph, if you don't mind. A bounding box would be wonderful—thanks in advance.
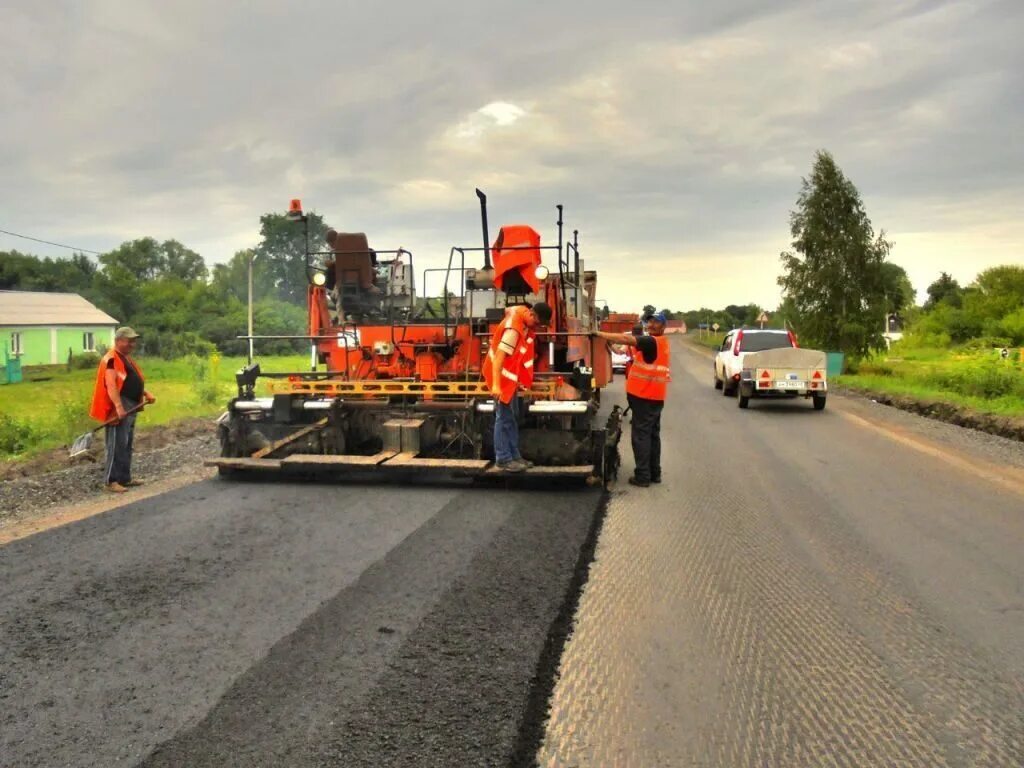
[0,354,308,459]
[840,345,1024,417]
[692,331,726,350]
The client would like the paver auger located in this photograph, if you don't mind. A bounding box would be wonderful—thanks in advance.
[209,189,622,484]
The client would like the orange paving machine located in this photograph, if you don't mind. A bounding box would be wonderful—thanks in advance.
[209,190,622,484]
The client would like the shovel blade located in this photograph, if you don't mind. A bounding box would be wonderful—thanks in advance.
[69,431,94,458]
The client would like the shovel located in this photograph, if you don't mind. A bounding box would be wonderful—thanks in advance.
[69,403,146,459]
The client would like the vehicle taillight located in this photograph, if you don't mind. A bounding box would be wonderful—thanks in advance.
[733,330,743,355]
[787,329,798,348]
[760,370,771,379]
[812,370,822,379]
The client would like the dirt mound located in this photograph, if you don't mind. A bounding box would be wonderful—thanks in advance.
[841,387,1024,442]
[1,418,217,482]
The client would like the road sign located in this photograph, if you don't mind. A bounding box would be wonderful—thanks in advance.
[757,311,769,328]
[712,323,720,332]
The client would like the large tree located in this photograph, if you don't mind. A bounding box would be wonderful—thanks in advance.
[880,262,915,314]
[924,271,963,309]
[778,150,892,357]
[255,211,330,305]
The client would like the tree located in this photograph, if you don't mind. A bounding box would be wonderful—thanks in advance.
[924,272,963,310]
[880,262,915,314]
[642,304,656,317]
[255,211,330,305]
[163,240,207,283]
[778,150,892,357]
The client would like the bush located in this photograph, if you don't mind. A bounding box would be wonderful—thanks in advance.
[0,412,36,455]
[961,336,1013,352]
[69,351,102,370]
[188,352,223,405]
[55,395,93,443]
[154,332,217,360]
[925,360,1024,399]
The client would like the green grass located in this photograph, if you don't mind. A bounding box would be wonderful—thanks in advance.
[838,345,1024,418]
[691,331,726,350]
[0,354,308,460]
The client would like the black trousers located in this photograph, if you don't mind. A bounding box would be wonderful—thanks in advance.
[627,394,663,482]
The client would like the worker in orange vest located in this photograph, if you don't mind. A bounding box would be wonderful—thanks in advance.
[89,327,156,493]
[484,302,552,472]
[595,312,671,487]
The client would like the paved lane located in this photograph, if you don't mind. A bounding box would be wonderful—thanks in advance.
[541,339,1024,767]
[1,476,602,766]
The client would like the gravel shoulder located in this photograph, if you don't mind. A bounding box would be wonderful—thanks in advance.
[0,422,219,538]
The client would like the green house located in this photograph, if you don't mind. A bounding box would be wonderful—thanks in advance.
[0,290,119,366]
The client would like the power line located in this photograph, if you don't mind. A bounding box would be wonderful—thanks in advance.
[0,227,103,255]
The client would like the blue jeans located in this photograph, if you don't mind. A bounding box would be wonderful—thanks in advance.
[494,395,522,464]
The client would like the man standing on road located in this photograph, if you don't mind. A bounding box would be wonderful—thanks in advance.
[484,302,552,472]
[595,312,671,487]
[89,327,156,493]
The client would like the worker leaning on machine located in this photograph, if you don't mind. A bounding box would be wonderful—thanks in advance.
[594,312,671,488]
[484,302,553,473]
[88,327,156,493]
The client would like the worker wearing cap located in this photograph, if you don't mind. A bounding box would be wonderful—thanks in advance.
[484,302,553,472]
[89,327,156,493]
[595,312,671,487]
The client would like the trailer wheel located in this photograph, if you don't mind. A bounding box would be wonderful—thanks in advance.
[812,394,827,410]
[737,391,750,409]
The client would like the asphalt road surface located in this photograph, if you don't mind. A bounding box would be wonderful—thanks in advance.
[540,341,1023,767]
[1,475,603,767]
[2,337,1022,767]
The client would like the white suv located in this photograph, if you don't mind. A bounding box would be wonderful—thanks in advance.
[713,329,795,395]
[611,342,632,373]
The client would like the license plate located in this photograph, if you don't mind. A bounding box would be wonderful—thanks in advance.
[775,380,805,389]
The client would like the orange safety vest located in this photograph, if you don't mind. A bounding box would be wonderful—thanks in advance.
[90,350,144,422]
[483,306,536,404]
[626,335,670,401]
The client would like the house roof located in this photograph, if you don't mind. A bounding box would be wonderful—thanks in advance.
[0,290,119,327]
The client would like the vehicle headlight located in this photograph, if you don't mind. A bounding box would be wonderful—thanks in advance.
[312,271,327,286]
[534,265,550,281]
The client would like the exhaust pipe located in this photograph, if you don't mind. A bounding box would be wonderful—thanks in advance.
[475,188,492,270]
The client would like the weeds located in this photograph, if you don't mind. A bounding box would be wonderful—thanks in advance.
[0,412,36,456]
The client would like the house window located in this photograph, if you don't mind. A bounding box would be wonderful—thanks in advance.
[83,332,95,352]
[10,332,22,355]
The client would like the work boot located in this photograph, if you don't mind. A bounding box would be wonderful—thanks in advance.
[105,482,129,493]
[651,476,662,484]
[496,460,525,473]
[125,479,145,487]
[516,459,535,469]
[628,476,650,488]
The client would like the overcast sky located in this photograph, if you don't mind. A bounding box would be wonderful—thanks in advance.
[1,0,1021,311]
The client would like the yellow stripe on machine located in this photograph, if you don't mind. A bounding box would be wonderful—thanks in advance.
[268,379,557,399]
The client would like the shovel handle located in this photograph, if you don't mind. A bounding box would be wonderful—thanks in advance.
[97,401,147,431]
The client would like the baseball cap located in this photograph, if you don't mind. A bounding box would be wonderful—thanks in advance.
[648,312,667,324]
[115,326,141,340]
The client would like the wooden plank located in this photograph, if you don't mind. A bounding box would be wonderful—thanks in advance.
[280,451,397,467]
[382,452,491,470]
[251,418,329,459]
[205,457,283,471]
[485,464,594,477]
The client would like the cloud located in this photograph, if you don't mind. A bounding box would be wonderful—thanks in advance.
[0,0,1021,312]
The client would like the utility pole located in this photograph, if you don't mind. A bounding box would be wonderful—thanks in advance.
[247,251,254,364]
